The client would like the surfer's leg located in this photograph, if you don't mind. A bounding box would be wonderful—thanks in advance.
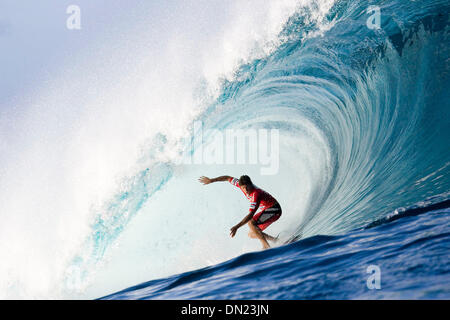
[251,206,281,244]
[262,232,278,242]
[248,230,275,241]
[247,220,270,249]
[248,230,257,238]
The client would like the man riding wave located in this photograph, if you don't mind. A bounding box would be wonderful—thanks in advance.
[198,175,282,249]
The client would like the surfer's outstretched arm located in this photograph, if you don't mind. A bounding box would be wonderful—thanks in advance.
[198,175,232,185]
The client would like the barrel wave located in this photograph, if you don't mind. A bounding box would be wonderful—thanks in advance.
[1,0,449,299]
[78,0,450,299]
[91,0,450,299]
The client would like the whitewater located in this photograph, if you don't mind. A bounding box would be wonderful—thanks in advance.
[0,0,449,299]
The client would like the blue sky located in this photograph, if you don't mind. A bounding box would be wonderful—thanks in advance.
[1,1,164,106]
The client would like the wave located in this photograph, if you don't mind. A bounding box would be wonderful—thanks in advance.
[1,0,449,299]
[69,0,450,298]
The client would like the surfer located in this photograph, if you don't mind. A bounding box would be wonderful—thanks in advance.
[198,175,282,249]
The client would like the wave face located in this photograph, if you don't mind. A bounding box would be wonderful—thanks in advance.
[92,0,450,299]
[1,0,449,299]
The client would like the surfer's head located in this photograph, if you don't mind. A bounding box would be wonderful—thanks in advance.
[239,175,255,194]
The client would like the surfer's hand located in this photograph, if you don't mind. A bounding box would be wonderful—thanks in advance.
[230,225,238,237]
[198,176,212,185]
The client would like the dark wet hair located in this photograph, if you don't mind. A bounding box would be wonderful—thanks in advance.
[239,175,253,186]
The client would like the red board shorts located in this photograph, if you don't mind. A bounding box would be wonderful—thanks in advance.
[253,203,282,231]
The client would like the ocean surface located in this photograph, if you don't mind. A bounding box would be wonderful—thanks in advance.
[1,0,449,299]
[101,199,450,299]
